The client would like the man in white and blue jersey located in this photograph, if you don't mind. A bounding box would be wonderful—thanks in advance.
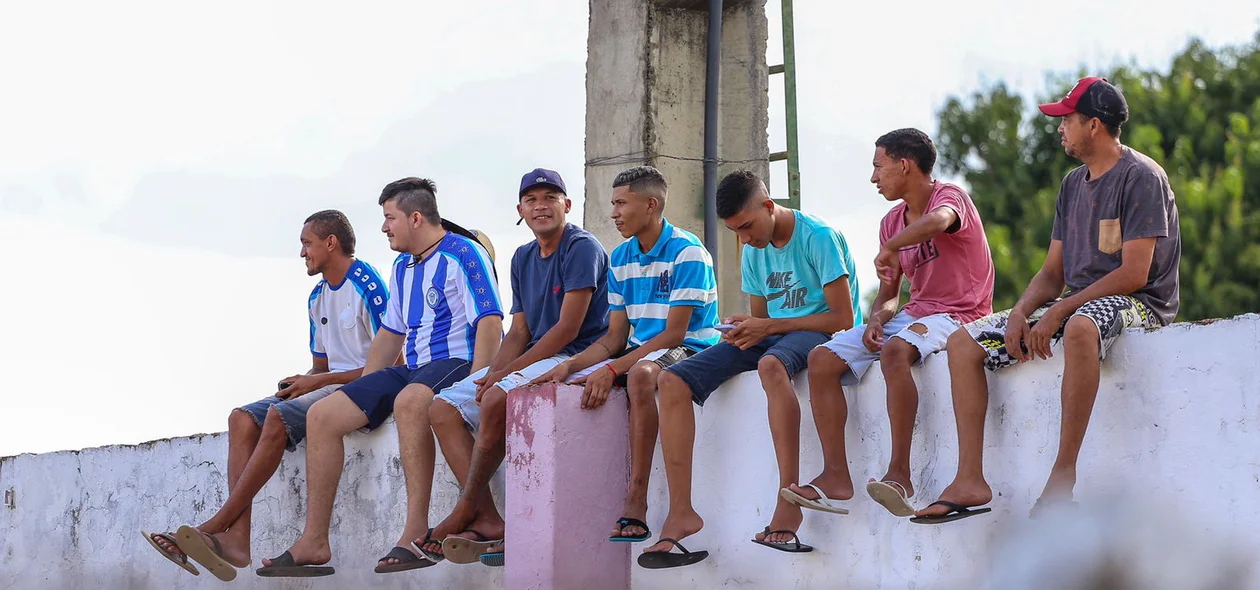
[143,210,387,581]
[259,178,503,577]
[418,168,610,565]
[530,166,719,545]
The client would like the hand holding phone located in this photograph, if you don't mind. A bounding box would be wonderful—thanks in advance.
[715,323,736,334]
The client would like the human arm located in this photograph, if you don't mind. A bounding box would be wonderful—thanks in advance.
[484,287,595,384]
[862,275,902,352]
[278,355,368,400]
[573,305,694,409]
[1002,240,1068,362]
[530,309,629,385]
[474,312,532,401]
[874,205,960,283]
[725,277,855,350]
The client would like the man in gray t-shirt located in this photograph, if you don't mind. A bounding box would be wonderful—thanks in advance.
[914,77,1181,525]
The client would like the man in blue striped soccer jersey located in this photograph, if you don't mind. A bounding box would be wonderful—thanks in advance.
[143,210,389,581]
[530,166,719,545]
[257,178,504,577]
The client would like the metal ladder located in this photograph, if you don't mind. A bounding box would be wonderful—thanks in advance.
[768,0,800,210]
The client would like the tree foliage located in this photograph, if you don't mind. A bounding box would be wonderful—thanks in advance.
[936,32,1260,321]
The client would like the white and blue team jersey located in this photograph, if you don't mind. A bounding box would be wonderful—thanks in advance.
[608,219,720,351]
[382,232,503,369]
[309,259,390,372]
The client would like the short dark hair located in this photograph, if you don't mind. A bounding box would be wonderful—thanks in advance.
[612,166,669,206]
[378,177,440,225]
[715,169,763,219]
[875,128,937,174]
[304,209,356,255]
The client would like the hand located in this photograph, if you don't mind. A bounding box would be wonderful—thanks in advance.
[278,374,323,400]
[528,361,573,386]
[1025,305,1067,361]
[724,316,773,350]
[475,368,512,403]
[1002,311,1032,363]
[577,365,617,409]
[862,320,885,352]
[874,247,902,285]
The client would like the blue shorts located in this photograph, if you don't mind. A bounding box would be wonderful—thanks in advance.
[664,331,831,405]
[237,383,341,451]
[340,359,471,431]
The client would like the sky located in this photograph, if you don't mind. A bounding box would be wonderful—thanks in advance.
[1,0,1257,456]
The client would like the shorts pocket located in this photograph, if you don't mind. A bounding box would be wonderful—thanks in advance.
[1098,218,1121,254]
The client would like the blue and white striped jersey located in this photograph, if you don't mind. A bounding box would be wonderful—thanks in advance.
[381,232,503,369]
[608,219,719,351]
[309,259,389,372]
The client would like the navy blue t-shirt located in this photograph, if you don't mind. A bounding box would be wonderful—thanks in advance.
[510,223,610,355]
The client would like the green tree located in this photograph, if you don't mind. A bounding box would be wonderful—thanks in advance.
[936,32,1260,321]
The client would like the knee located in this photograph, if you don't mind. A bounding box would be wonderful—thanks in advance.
[480,387,507,419]
[395,386,434,417]
[757,354,789,384]
[261,408,288,443]
[807,346,842,378]
[656,371,690,403]
[1062,315,1100,352]
[305,396,336,430]
[429,399,459,429]
[879,340,916,372]
[228,408,260,434]
[946,328,983,363]
[626,362,658,399]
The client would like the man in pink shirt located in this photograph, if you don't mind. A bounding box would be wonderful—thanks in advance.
[781,128,994,520]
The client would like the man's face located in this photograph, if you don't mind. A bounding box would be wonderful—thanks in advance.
[518,187,570,236]
[722,187,775,248]
[380,199,416,253]
[299,222,330,276]
[870,146,907,202]
[609,185,655,239]
[1058,113,1095,160]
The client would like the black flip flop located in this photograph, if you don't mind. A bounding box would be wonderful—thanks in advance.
[609,517,652,542]
[374,546,436,574]
[751,527,814,553]
[410,528,447,563]
[909,500,992,525]
[254,551,335,577]
[637,538,709,569]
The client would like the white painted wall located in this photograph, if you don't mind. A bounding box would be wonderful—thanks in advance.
[3,314,1259,589]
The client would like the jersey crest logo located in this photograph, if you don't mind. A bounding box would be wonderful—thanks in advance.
[426,287,440,308]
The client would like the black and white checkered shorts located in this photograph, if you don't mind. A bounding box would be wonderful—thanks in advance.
[964,295,1159,371]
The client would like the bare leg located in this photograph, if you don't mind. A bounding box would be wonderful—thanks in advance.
[379,384,438,567]
[789,347,855,503]
[429,386,506,549]
[877,337,922,497]
[643,371,704,553]
[914,327,994,518]
[262,391,367,567]
[752,356,807,544]
[417,399,477,554]
[612,361,661,539]
[1036,316,1101,506]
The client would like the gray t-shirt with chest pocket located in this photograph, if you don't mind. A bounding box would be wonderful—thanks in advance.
[1051,146,1181,325]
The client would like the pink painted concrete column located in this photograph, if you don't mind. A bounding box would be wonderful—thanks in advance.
[505,383,631,590]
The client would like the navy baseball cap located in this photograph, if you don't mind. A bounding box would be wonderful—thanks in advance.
[518,168,567,198]
[1039,77,1129,128]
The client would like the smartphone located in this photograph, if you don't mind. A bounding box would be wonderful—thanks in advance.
[278,381,292,391]
[715,323,736,333]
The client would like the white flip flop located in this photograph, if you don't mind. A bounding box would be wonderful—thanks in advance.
[866,480,915,517]
[779,484,850,515]
[141,530,200,576]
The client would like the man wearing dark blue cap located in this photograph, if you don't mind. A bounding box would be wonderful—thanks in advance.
[914,77,1181,524]
[417,168,612,564]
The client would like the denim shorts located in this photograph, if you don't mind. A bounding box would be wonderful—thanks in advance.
[340,359,472,431]
[664,331,831,405]
[236,383,341,451]
[818,310,961,385]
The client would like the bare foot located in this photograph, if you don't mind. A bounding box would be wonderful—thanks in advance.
[1030,467,1077,517]
[151,532,185,558]
[753,499,803,544]
[262,535,331,567]
[378,545,422,568]
[611,498,649,539]
[913,478,992,518]
[787,471,855,503]
[873,470,915,498]
[643,509,704,554]
[416,501,493,557]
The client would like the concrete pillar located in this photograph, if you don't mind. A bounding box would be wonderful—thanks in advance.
[584,0,769,317]
[504,383,630,590]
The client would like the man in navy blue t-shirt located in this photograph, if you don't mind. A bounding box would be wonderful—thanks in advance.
[417,168,610,565]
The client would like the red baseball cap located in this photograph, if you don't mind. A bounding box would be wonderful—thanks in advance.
[1039,77,1129,127]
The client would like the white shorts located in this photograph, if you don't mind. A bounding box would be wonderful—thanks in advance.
[433,354,610,430]
[816,310,960,385]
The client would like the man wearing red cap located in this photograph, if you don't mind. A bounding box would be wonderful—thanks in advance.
[913,77,1181,523]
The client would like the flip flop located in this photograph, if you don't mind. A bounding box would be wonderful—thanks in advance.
[254,551,336,577]
[780,484,850,515]
[173,525,238,582]
[410,528,446,563]
[609,517,652,542]
[442,530,502,565]
[751,527,814,553]
[866,480,916,517]
[480,543,505,567]
[141,530,200,576]
[637,538,709,569]
[909,500,992,525]
[374,546,436,574]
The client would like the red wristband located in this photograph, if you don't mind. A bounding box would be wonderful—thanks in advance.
[605,364,618,378]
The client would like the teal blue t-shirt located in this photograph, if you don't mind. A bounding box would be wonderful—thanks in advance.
[740,210,862,322]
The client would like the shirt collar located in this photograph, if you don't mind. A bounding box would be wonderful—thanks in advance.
[632,218,673,261]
